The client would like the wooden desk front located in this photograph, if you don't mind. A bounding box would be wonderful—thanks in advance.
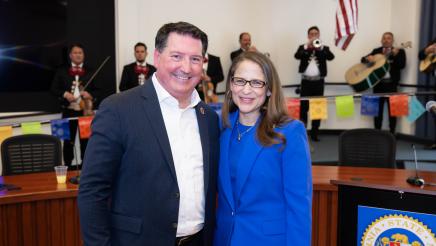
[1,167,435,246]
[0,171,80,246]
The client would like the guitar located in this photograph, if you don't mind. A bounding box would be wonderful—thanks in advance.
[419,53,436,73]
[345,41,411,92]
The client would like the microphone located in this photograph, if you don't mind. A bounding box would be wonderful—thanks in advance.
[406,144,425,186]
[425,101,436,114]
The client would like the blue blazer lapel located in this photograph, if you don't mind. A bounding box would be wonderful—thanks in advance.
[219,112,237,210]
[195,102,210,194]
[140,81,177,182]
[234,120,263,202]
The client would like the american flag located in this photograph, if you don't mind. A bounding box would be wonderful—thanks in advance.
[335,0,358,50]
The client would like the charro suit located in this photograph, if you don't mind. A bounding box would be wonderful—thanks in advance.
[361,47,406,133]
[205,54,224,94]
[230,49,244,61]
[214,112,312,246]
[50,64,98,166]
[78,79,220,246]
[196,54,224,100]
[119,62,156,91]
[294,45,334,140]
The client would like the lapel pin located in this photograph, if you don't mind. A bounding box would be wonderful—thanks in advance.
[200,107,205,115]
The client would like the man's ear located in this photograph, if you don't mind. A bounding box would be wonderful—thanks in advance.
[153,50,160,67]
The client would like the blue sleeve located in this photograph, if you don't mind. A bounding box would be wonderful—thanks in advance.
[281,121,312,246]
[78,97,124,246]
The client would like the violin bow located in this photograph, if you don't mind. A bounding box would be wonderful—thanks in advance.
[81,56,111,91]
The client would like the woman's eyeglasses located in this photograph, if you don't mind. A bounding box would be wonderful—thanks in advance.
[231,77,266,88]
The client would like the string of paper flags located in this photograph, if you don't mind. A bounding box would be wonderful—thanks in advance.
[0,116,94,144]
[1,91,434,144]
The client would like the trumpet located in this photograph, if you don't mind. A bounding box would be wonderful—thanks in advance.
[313,39,322,48]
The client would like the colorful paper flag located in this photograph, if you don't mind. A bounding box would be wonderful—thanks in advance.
[335,95,354,118]
[0,126,13,144]
[407,96,426,123]
[309,98,328,120]
[21,121,42,134]
[361,95,380,116]
[286,98,300,120]
[389,94,409,117]
[78,116,94,139]
[51,119,71,140]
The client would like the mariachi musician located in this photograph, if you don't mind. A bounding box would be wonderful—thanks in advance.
[361,32,406,134]
[119,42,156,92]
[294,26,334,142]
[196,52,224,102]
[419,38,436,76]
[419,38,436,149]
[51,43,98,167]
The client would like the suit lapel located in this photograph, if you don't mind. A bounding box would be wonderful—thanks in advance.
[219,112,264,208]
[235,136,263,202]
[195,102,210,194]
[218,128,235,209]
[219,115,235,210]
[234,116,263,202]
[140,81,177,182]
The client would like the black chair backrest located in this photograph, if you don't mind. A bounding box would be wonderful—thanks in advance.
[338,128,396,168]
[1,134,62,175]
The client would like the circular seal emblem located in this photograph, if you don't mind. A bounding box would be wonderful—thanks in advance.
[361,214,436,246]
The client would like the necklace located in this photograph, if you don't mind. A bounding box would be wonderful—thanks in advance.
[236,120,255,141]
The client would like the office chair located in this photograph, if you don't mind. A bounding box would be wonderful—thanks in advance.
[338,128,396,168]
[1,134,62,175]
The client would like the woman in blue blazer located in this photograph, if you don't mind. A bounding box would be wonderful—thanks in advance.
[214,52,312,246]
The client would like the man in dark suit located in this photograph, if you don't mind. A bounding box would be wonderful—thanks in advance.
[362,32,406,134]
[196,52,224,100]
[230,32,257,61]
[119,42,157,91]
[419,38,436,76]
[419,38,436,149]
[50,43,97,167]
[78,22,220,246]
[294,26,334,142]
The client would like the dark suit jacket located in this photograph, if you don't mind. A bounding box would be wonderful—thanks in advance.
[206,54,224,88]
[294,45,335,77]
[119,62,156,91]
[50,64,98,111]
[78,79,220,246]
[361,47,406,85]
[230,48,244,61]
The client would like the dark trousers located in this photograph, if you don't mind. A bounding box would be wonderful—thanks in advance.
[62,109,88,167]
[300,79,324,138]
[373,81,397,134]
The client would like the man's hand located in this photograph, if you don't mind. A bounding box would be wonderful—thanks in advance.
[425,44,436,55]
[366,55,375,63]
[64,92,76,102]
[81,91,93,100]
[392,48,400,56]
[248,45,258,52]
[201,73,211,82]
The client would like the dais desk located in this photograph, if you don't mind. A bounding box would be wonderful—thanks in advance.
[1,167,435,246]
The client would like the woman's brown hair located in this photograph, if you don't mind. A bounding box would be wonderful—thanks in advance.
[221,51,291,147]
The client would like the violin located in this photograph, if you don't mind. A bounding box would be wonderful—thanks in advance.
[70,79,94,116]
[200,69,218,104]
[70,56,111,115]
[201,80,218,104]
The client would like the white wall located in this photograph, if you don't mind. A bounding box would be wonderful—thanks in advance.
[118,0,421,133]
